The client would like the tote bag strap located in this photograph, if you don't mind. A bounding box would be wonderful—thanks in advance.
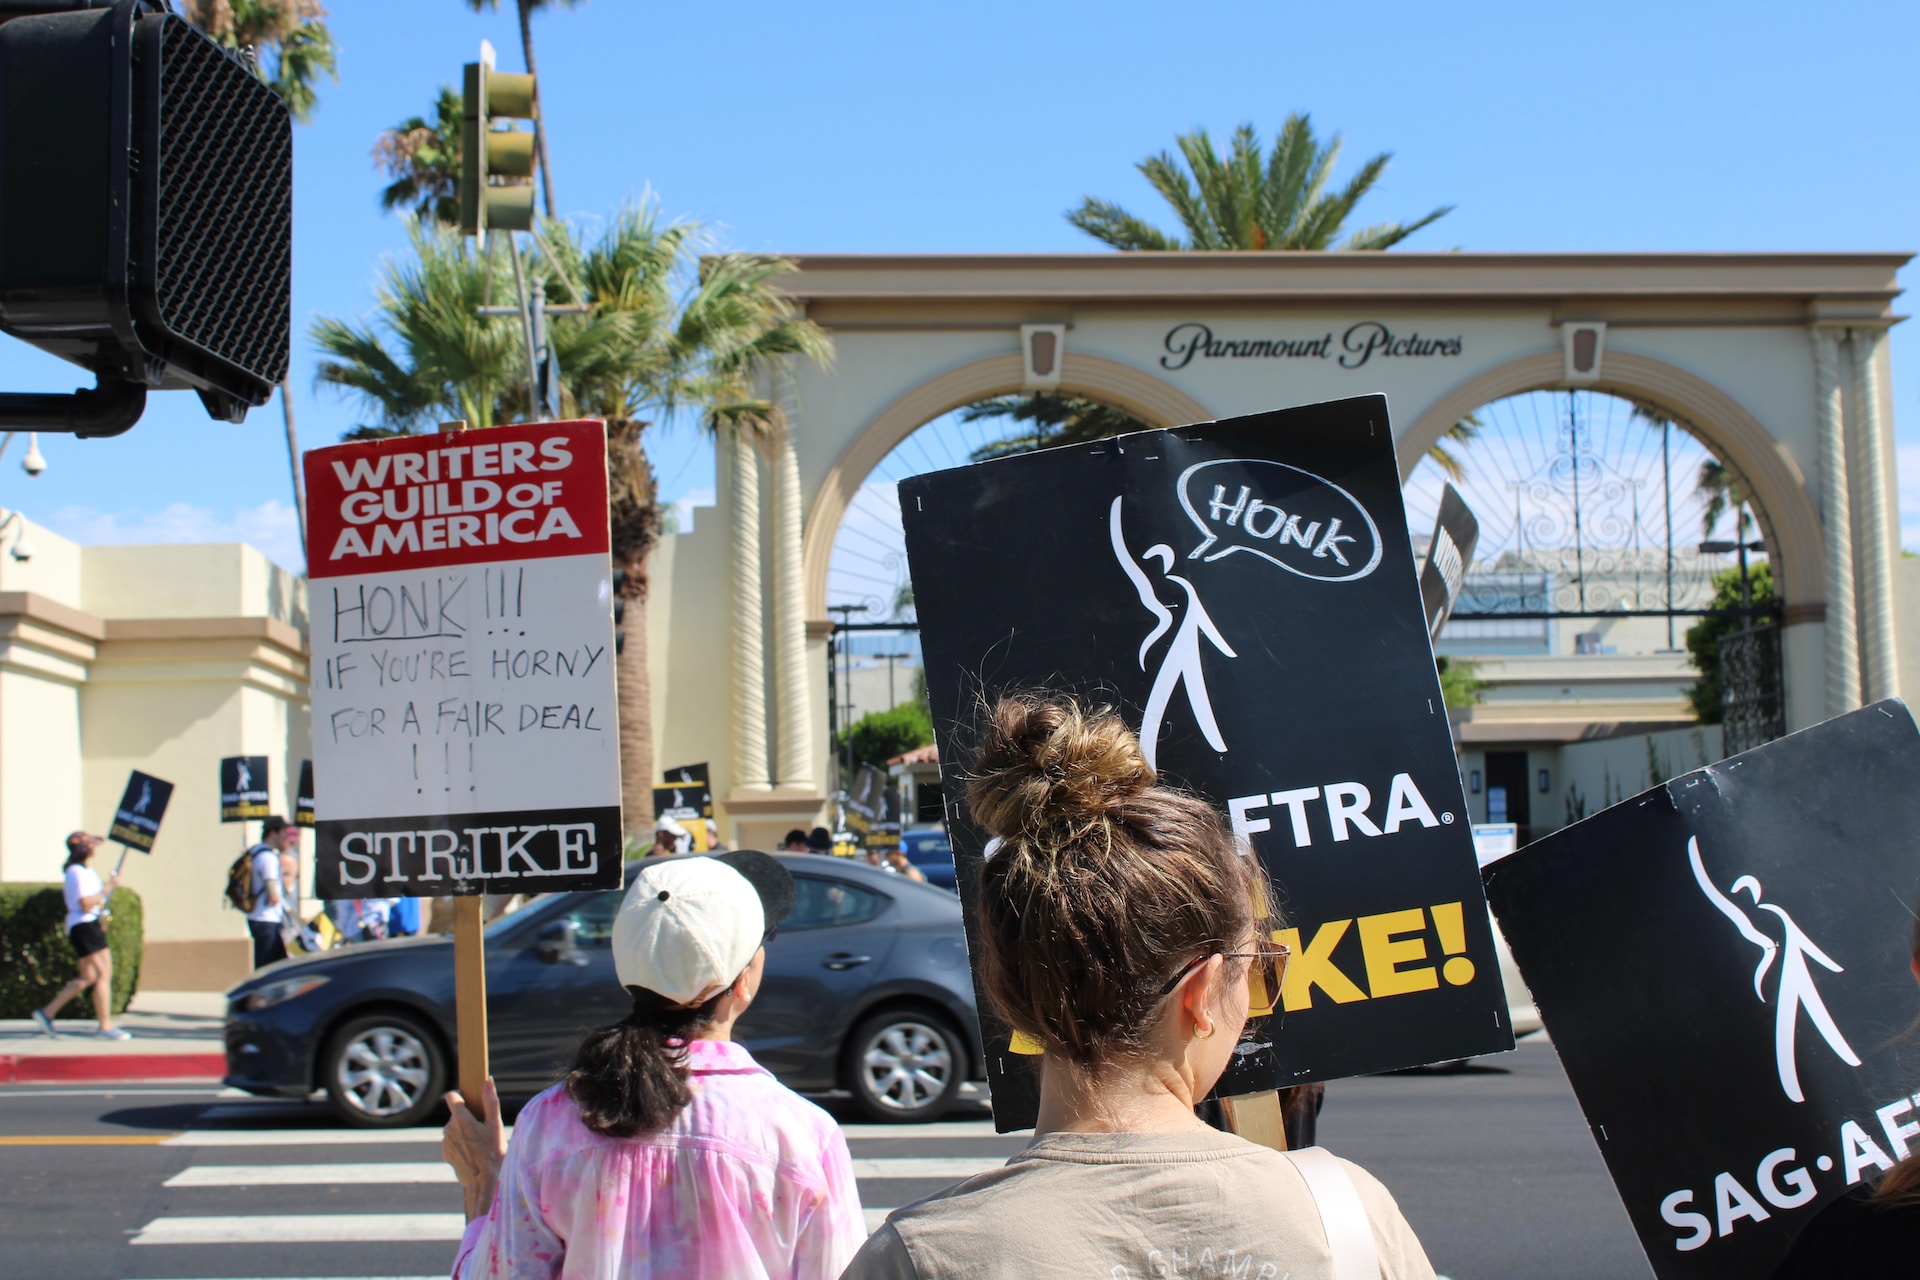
[1282,1147,1382,1280]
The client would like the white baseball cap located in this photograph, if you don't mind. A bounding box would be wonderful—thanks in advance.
[613,852,795,1005]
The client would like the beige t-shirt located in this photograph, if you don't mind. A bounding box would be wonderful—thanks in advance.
[841,1128,1436,1280]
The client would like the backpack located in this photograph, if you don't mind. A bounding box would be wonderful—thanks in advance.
[224,848,259,913]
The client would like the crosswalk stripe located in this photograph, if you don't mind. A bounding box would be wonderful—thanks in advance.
[840,1121,1024,1139]
[864,1208,894,1232]
[850,1156,1006,1179]
[165,1162,456,1187]
[121,1276,445,1279]
[163,1128,464,1147]
[131,1213,466,1245]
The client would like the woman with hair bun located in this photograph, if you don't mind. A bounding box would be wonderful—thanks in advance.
[440,851,865,1279]
[843,694,1435,1280]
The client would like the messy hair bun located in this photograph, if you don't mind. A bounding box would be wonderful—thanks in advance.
[968,696,1156,853]
[966,693,1261,1067]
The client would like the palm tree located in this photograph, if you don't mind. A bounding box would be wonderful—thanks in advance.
[182,0,339,124]
[310,220,526,433]
[462,0,582,218]
[375,87,463,226]
[964,392,1480,476]
[1696,458,1754,541]
[1069,115,1450,252]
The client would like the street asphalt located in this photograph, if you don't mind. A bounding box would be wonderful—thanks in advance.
[0,1038,1652,1280]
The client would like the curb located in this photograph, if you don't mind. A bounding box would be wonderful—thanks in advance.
[0,1053,226,1084]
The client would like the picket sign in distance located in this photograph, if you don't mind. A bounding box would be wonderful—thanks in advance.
[219,756,269,823]
[304,421,622,898]
[900,396,1511,1131]
[109,770,174,853]
[294,760,315,829]
[1483,700,1920,1280]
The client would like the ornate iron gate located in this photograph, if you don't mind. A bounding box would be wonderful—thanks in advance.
[1717,625,1785,755]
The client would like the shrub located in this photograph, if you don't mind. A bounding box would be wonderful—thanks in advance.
[1684,562,1775,722]
[0,882,142,1018]
[837,700,934,772]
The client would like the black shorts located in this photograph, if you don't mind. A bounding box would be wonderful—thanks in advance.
[68,919,109,959]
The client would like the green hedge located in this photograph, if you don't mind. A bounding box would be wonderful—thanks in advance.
[0,882,142,1018]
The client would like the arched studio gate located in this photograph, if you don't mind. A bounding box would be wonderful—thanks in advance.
[639,252,1910,848]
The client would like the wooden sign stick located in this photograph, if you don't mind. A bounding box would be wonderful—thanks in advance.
[432,418,492,1123]
[1219,1090,1288,1151]
[453,895,490,1122]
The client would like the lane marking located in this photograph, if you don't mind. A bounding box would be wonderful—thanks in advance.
[166,1162,456,1187]
[864,1207,895,1232]
[0,1087,231,1099]
[131,1213,466,1245]
[0,1134,176,1145]
[850,1156,1007,1179]
[120,1276,445,1280]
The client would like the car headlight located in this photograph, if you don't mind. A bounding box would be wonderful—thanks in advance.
[241,975,330,1012]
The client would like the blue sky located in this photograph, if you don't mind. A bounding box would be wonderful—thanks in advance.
[4,0,1917,572]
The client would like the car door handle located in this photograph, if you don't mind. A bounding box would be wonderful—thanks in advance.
[823,953,872,971]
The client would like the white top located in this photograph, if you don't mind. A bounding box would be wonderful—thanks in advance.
[246,847,283,923]
[64,863,102,930]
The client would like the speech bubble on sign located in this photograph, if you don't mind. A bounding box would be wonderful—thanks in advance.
[1177,458,1383,582]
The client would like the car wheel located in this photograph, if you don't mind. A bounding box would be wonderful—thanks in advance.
[322,1010,446,1128]
[847,1010,964,1123]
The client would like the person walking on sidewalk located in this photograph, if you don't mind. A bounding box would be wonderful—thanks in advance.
[32,832,130,1040]
[441,850,866,1279]
[246,817,296,969]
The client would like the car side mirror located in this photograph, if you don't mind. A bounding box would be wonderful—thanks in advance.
[535,920,588,966]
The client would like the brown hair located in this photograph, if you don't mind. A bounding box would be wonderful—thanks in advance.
[966,693,1263,1069]
[564,987,724,1138]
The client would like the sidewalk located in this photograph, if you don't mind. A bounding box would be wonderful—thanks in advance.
[0,990,226,1083]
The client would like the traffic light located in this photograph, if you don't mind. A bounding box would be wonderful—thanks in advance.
[0,1,292,435]
[460,56,536,236]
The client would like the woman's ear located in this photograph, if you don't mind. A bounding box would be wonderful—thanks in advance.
[1177,954,1227,1036]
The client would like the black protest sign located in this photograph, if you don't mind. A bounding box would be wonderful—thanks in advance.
[109,771,173,852]
[295,760,315,828]
[652,785,711,851]
[901,396,1509,1129]
[845,763,887,836]
[1419,482,1479,639]
[662,762,714,821]
[1483,701,1920,1280]
[219,756,270,822]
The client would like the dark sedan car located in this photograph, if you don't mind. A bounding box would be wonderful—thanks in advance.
[224,855,983,1128]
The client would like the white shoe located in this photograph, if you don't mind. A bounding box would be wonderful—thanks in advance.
[31,1009,56,1038]
[94,1027,131,1041]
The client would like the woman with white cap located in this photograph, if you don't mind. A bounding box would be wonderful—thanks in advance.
[441,850,866,1278]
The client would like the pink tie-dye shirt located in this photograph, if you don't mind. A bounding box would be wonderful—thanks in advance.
[452,1040,865,1279]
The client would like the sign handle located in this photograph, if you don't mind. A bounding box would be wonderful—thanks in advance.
[1219,1090,1288,1151]
[99,845,131,913]
[453,895,490,1122]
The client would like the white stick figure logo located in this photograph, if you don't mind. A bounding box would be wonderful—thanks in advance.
[234,759,252,794]
[1110,496,1236,771]
[1688,836,1861,1102]
[132,781,152,815]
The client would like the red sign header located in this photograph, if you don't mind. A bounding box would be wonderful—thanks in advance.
[305,421,610,579]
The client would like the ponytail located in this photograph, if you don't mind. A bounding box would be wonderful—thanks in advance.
[564,987,723,1138]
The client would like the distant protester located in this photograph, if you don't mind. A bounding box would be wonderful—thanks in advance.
[806,826,833,854]
[244,816,297,968]
[780,829,811,852]
[442,851,865,1278]
[841,694,1435,1280]
[32,832,129,1040]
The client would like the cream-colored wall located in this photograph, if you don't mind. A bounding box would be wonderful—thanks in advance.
[1896,556,1920,703]
[651,520,740,837]
[0,519,310,988]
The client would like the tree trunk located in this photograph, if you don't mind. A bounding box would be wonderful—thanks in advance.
[281,374,307,550]
[517,0,557,219]
[615,547,654,840]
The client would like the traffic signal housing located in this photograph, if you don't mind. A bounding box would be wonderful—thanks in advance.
[0,1,292,434]
[460,60,536,236]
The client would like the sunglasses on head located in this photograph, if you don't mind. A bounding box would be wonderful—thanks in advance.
[1154,939,1291,1019]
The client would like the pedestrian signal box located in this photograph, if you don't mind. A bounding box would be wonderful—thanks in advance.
[0,2,292,435]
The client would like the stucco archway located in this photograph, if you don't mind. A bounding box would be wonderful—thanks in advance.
[801,351,1213,619]
[1400,349,1824,610]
